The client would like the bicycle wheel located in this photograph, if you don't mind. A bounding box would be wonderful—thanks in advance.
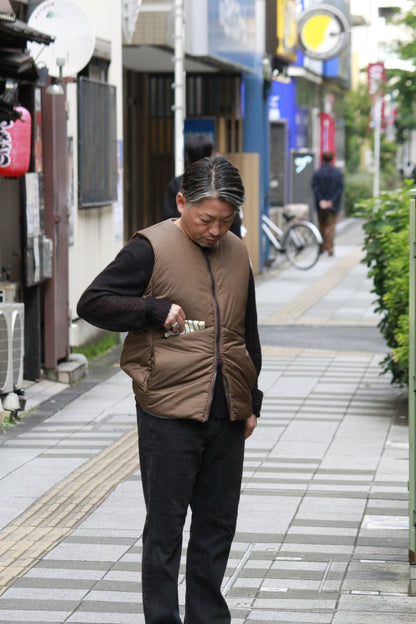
[285,223,320,270]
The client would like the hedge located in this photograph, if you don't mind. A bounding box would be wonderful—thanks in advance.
[354,180,412,385]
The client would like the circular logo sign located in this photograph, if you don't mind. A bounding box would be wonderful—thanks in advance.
[297,5,350,61]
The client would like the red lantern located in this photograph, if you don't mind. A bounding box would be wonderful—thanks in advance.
[0,107,32,178]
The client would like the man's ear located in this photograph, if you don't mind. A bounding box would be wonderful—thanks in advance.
[176,192,186,215]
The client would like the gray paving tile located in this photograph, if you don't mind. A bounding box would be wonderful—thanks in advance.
[333,615,416,624]
[0,613,69,623]
[0,599,79,611]
[337,592,416,613]
[1,587,89,601]
[67,615,144,624]
[245,613,333,623]
[12,577,94,590]
[75,600,141,613]
[43,542,131,562]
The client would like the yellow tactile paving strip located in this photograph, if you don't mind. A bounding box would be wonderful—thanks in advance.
[261,245,365,325]
[0,428,139,594]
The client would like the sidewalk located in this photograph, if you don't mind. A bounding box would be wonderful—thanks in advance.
[0,217,412,623]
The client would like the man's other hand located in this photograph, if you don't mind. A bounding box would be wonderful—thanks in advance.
[244,414,257,439]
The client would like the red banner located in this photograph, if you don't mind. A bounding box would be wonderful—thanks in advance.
[319,112,336,161]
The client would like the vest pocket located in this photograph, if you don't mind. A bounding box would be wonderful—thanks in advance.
[147,331,215,392]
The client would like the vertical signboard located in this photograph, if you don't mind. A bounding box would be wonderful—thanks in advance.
[368,62,386,127]
[266,0,297,62]
[290,149,315,209]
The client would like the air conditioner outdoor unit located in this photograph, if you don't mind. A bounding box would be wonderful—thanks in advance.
[0,304,24,395]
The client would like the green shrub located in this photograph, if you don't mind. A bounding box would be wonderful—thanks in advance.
[354,180,412,385]
[344,172,373,215]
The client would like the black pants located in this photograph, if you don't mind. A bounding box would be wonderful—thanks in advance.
[136,406,245,624]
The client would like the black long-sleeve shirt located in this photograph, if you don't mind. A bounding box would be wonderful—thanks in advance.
[77,236,263,416]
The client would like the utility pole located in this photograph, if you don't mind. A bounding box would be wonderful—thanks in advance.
[173,0,185,177]
[135,1,185,177]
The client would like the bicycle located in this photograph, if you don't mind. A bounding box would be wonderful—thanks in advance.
[261,212,323,270]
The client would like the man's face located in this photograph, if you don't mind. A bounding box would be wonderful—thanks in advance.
[176,193,236,248]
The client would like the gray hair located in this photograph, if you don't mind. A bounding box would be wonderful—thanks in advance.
[180,155,245,209]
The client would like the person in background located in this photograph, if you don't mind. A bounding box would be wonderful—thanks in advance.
[77,155,262,624]
[311,151,344,256]
[411,163,416,184]
[162,133,242,237]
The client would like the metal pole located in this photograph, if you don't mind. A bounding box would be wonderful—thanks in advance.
[173,0,185,177]
[409,189,416,594]
[373,96,381,198]
[136,2,184,175]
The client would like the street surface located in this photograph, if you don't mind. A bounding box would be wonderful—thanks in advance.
[0,217,413,623]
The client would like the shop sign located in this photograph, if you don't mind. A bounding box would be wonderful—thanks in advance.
[0,107,31,178]
[266,0,298,63]
[207,0,258,71]
[297,4,350,61]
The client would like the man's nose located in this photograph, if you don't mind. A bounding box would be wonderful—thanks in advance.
[209,221,221,236]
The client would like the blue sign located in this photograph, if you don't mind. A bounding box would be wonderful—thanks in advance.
[184,119,216,151]
[207,0,258,72]
[269,80,296,149]
[269,80,309,151]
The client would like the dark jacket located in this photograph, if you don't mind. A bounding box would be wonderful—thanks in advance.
[311,163,344,213]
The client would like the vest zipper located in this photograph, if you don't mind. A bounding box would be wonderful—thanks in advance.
[204,250,222,421]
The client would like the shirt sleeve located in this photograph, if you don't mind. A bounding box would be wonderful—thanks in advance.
[76,238,172,332]
[161,176,181,220]
[330,169,344,204]
[245,269,263,417]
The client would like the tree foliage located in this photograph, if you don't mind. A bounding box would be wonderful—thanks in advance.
[344,85,372,174]
[387,3,416,142]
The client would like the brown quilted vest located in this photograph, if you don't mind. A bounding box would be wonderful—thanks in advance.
[120,219,257,422]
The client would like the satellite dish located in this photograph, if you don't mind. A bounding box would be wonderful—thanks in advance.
[27,0,95,78]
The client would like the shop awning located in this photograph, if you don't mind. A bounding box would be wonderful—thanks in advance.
[0,13,54,83]
[0,0,16,22]
[0,18,54,46]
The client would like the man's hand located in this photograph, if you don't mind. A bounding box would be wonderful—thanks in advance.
[319,200,333,210]
[244,414,257,439]
[164,304,186,333]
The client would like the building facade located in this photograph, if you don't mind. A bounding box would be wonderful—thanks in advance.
[267,0,351,220]
[0,0,124,386]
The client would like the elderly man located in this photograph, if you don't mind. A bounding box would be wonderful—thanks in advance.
[77,155,262,624]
